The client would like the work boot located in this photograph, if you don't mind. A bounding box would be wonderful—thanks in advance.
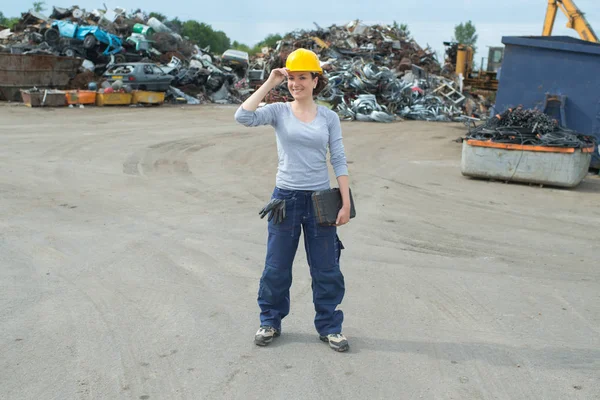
[319,333,349,352]
[254,326,280,346]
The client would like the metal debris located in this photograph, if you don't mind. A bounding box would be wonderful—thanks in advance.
[255,20,484,122]
[0,4,249,104]
[166,86,200,105]
[467,107,596,149]
[1,11,489,114]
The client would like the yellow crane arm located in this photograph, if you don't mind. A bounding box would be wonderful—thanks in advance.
[542,0,559,36]
[543,0,599,43]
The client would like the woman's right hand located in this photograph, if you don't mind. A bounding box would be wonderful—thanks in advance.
[238,67,289,111]
[267,68,289,86]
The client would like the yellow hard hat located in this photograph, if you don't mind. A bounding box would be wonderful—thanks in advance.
[285,48,323,73]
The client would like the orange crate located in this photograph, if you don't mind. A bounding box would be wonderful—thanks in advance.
[66,90,97,105]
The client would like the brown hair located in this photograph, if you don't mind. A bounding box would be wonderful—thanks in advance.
[311,73,328,96]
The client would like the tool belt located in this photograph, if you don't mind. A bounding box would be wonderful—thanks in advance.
[311,188,356,226]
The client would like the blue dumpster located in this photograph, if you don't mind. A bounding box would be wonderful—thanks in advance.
[494,36,600,169]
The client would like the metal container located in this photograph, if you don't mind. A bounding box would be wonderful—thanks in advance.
[131,90,164,104]
[0,54,82,101]
[461,140,594,188]
[494,36,600,168]
[65,90,97,105]
[21,89,67,107]
[95,92,132,106]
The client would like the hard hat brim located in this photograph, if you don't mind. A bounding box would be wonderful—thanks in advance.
[286,68,323,73]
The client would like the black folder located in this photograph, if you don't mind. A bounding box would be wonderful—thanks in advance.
[311,188,356,226]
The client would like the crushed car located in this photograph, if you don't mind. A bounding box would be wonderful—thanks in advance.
[103,62,174,91]
[221,49,249,80]
[46,20,124,57]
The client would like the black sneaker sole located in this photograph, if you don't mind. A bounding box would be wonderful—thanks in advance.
[319,335,349,352]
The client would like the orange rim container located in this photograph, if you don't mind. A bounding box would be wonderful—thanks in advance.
[66,90,97,105]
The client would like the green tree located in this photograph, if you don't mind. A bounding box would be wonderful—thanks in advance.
[260,33,282,48]
[32,1,46,12]
[399,23,410,38]
[231,41,251,52]
[213,30,231,53]
[182,20,204,46]
[243,33,283,55]
[181,20,231,54]
[0,12,19,29]
[148,12,167,21]
[392,21,410,38]
[250,45,263,54]
[453,20,478,53]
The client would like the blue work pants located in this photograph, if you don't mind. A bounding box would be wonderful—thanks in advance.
[258,187,345,336]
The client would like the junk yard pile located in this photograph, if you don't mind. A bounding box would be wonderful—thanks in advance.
[0,5,490,120]
[0,5,251,105]
[255,21,492,123]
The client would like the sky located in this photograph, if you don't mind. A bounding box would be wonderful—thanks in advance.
[3,1,599,61]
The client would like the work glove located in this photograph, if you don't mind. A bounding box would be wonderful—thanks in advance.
[259,198,286,224]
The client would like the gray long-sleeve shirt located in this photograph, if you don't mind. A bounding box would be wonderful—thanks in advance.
[234,102,348,191]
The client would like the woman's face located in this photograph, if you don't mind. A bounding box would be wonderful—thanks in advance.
[287,72,318,100]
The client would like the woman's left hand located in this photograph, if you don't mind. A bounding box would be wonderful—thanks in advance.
[335,207,351,226]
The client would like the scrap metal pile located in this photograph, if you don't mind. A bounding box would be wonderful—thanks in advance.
[0,5,249,104]
[257,20,480,122]
[1,11,487,116]
[467,107,596,149]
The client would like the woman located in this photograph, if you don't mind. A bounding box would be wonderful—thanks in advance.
[234,48,351,352]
